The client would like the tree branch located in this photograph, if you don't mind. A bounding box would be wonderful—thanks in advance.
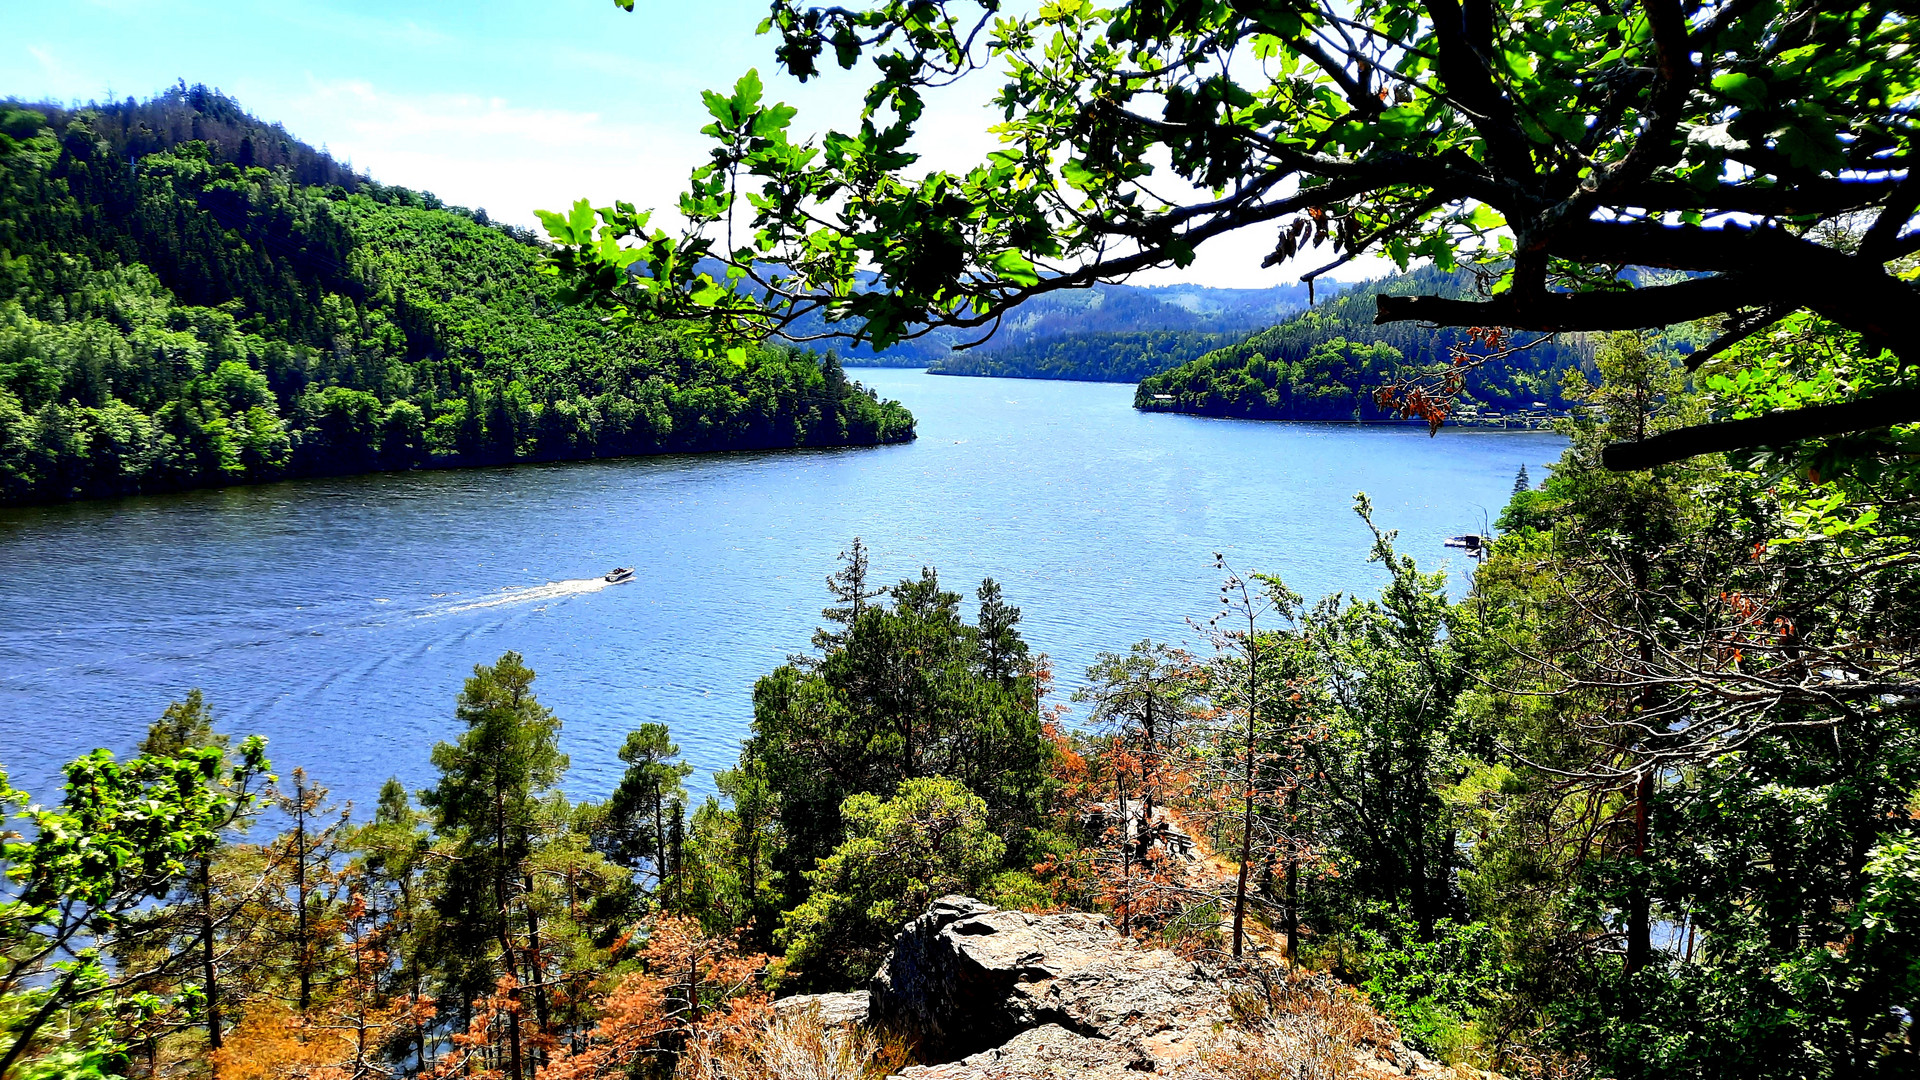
[1374,274,1752,331]
[1601,388,1920,471]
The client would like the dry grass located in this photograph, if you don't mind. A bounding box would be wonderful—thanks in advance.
[1178,969,1397,1080]
[695,1005,913,1080]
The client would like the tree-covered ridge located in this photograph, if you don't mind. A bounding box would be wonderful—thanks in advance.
[926,329,1243,382]
[0,92,913,505]
[19,81,377,196]
[1135,268,1592,422]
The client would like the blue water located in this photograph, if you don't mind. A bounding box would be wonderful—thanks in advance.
[0,372,1563,808]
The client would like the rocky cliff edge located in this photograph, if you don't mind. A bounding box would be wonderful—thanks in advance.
[775,895,1483,1080]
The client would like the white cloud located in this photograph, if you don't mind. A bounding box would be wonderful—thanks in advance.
[247,76,1396,291]
[26,45,63,77]
[281,78,708,232]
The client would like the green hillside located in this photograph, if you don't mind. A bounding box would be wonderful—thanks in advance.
[1135,266,1592,422]
[0,88,912,505]
[927,329,1243,382]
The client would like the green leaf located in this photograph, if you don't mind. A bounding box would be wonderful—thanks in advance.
[988,249,1040,286]
[733,69,765,117]
[1711,72,1767,108]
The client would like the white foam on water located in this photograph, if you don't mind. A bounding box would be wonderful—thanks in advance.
[427,577,613,617]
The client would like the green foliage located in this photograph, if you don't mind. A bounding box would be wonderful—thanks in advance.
[775,777,1005,987]
[1290,498,1473,936]
[420,651,573,1008]
[1136,269,1589,422]
[930,329,1245,382]
[0,715,270,1077]
[1451,330,1920,1077]
[597,724,694,890]
[0,90,913,505]
[731,560,1056,935]
[1354,907,1511,1058]
[556,0,1920,457]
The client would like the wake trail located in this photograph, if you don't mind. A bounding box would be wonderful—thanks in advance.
[424,576,615,617]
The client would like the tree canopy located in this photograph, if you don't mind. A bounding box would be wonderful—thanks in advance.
[550,0,1917,468]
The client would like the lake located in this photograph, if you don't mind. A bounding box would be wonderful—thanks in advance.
[0,371,1564,807]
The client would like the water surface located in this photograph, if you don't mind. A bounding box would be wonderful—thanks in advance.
[0,372,1563,806]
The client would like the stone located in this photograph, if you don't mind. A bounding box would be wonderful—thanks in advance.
[868,895,1229,1074]
[1081,799,1206,871]
[860,896,1490,1080]
[893,1024,1161,1080]
[773,989,871,1030]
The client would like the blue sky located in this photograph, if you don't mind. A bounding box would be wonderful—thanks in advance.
[2,0,1381,287]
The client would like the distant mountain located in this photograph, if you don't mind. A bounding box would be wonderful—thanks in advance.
[800,281,1310,369]
[1136,266,1593,422]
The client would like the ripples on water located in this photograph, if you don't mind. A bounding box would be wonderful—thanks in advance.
[0,372,1566,808]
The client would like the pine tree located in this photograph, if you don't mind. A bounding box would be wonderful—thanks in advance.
[265,769,351,1014]
[599,725,692,895]
[350,778,435,1073]
[1513,463,1531,494]
[133,691,256,1059]
[420,652,568,1080]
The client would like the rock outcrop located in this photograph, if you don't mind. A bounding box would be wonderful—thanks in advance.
[866,895,1229,1074]
[774,896,1471,1080]
[1081,798,1207,872]
[771,989,870,1030]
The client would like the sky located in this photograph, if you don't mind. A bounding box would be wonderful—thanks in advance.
[2,0,1387,288]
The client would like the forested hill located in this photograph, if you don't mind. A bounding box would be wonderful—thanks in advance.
[927,329,1244,382]
[1135,266,1593,422]
[0,87,913,506]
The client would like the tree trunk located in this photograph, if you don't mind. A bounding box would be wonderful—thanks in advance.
[201,854,223,1057]
[524,873,552,1051]
[1118,772,1131,938]
[669,803,685,904]
[1284,786,1300,963]
[1232,632,1258,958]
[1142,696,1155,820]
[294,773,311,1012]
[1626,771,1653,974]
[494,780,523,1080]
[653,793,666,894]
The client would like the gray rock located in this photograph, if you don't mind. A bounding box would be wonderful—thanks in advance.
[1082,799,1205,870]
[893,1024,1161,1080]
[773,989,871,1030]
[868,895,1229,1071]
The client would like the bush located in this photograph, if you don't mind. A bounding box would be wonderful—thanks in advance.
[1353,906,1512,1060]
[775,778,1005,989]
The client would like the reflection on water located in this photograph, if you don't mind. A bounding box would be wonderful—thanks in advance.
[0,371,1564,807]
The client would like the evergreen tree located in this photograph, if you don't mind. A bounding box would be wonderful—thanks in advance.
[419,652,567,1080]
[740,560,1055,911]
[131,692,256,1059]
[349,778,435,1073]
[598,724,693,894]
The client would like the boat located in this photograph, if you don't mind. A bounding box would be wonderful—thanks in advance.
[1442,534,1485,551]
[604,567,635,583]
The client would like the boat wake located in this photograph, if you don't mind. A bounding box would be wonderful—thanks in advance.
[427,577,614,617]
